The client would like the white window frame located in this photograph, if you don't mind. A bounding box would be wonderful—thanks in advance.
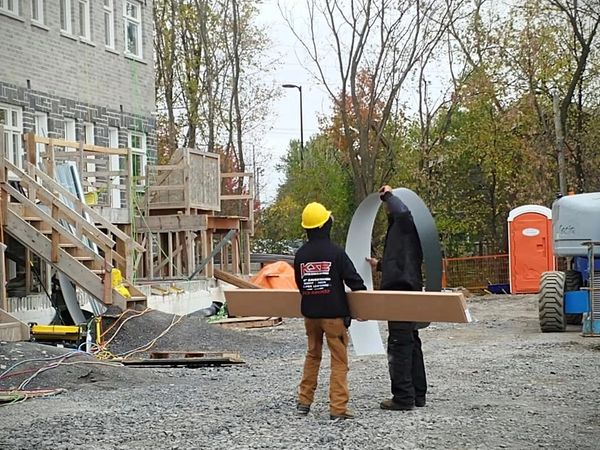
[60,0,72,34]
[64,118,76,142]
[128,131,146,190]
[83,122,96,187]
[0,103,23,169]
[34,112,48,164]
[123,1,143,58]
[108,127,122,208]
[31,0,44,24]
[78,0,91,41]
[83,122,94,145]
[0,0,20,16]
[103,0,115,49]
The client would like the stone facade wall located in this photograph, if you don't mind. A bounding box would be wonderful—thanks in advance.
[0,0,155,159]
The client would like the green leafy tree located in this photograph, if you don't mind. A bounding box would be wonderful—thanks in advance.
[254,135,354,252]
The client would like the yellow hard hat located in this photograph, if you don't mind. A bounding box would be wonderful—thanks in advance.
[301,202,332,229]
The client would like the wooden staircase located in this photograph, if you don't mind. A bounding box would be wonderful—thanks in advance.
[0,159,146,312]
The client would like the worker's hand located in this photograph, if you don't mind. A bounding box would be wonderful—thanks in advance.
[378,185,392,195]
[365,257,378,269]
[356,317,367,322]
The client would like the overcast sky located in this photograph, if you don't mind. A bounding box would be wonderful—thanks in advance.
[254,0,453,204]
[255,1,331,204]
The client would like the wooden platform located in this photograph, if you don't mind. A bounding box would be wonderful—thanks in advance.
[122,350,244,367]
[149,350,239,359]
[211,316,283,329]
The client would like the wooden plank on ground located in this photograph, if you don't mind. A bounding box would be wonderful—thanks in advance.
[214,269,261,289]
[122,355,244,367]
[211,317,283,329]
[150,351,240,359]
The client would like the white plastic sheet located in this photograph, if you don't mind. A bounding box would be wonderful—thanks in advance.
[345,188,442,355]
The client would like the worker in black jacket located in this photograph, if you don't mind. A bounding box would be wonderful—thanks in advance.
[367,185,426,411]
[294,202,366,420]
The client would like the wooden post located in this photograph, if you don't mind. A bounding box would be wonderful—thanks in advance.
[232,234,240,275]
[243,231,251,275]
[78,139,85,191]
[47,140,56,179]
[200,230,208,278]
[154,233,162,278]
[51,204,60,263]
[207,229,214,278]
[147,233,154,280]
[0,243,7,311]
[103,250,113,306]
[183,149,191,215]
[249,173,255,235]
[168,231,173,278]
[123,226,134,282]
[125,148,132,215]
[176,231,182,276]
[0,125,6,227]
[26,132,37,167]
[186,231,193,277]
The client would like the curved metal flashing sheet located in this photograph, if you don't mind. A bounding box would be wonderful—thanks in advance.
[345,188,442,355]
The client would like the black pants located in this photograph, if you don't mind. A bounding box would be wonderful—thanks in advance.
[387,321,427,406]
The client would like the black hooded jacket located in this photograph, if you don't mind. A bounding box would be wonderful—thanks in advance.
[379,191,424,291]
[294,219,366,318]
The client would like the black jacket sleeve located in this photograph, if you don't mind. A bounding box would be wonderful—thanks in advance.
[381,191,409,215]
[382,191,418,234]
[293,254,302,291]
[341,252,367,291]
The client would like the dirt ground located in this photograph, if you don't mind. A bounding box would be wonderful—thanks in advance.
[0,294,598,450]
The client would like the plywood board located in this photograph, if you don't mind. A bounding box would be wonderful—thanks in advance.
[224,289,471,323]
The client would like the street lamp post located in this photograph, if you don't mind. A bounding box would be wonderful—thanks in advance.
[282,83,304,168]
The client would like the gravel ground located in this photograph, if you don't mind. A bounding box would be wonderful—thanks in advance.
[1,294,599,450]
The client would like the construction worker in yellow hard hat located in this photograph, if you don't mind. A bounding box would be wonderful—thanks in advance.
[294,201,366,420]
[301,202,331,229]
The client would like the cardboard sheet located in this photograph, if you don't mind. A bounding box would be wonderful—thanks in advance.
[224,289,470,323]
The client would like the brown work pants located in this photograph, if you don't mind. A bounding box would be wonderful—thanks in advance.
[298,318,349,415]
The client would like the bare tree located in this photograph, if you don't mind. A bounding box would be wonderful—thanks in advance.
[154,0,279,192]
[281,0,454,201]
[548,0,600,193]
[154,0,179,158]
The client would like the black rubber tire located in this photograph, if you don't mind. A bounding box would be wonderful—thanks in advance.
[564,269,583,325]
[539,271,566,332]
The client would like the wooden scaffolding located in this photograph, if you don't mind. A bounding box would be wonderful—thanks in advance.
[134,148,254,281]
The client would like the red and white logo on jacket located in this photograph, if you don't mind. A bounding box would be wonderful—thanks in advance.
[300,261,332,294]
[300,261,332,278]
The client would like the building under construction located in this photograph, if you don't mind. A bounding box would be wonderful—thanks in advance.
[0,2,255,341]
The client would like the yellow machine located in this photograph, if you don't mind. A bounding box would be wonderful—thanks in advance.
[30,324,86,346]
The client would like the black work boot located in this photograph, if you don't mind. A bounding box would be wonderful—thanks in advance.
[380,399,414,411]
[296,403,310,416]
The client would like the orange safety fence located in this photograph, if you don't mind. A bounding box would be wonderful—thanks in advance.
[443,254,509,292]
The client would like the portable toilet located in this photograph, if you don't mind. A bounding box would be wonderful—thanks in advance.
[508,205,554,294]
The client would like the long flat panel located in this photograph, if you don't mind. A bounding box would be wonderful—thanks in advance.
[224,289,471,323]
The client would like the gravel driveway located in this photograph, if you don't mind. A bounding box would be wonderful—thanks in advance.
[0,294,598,449]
